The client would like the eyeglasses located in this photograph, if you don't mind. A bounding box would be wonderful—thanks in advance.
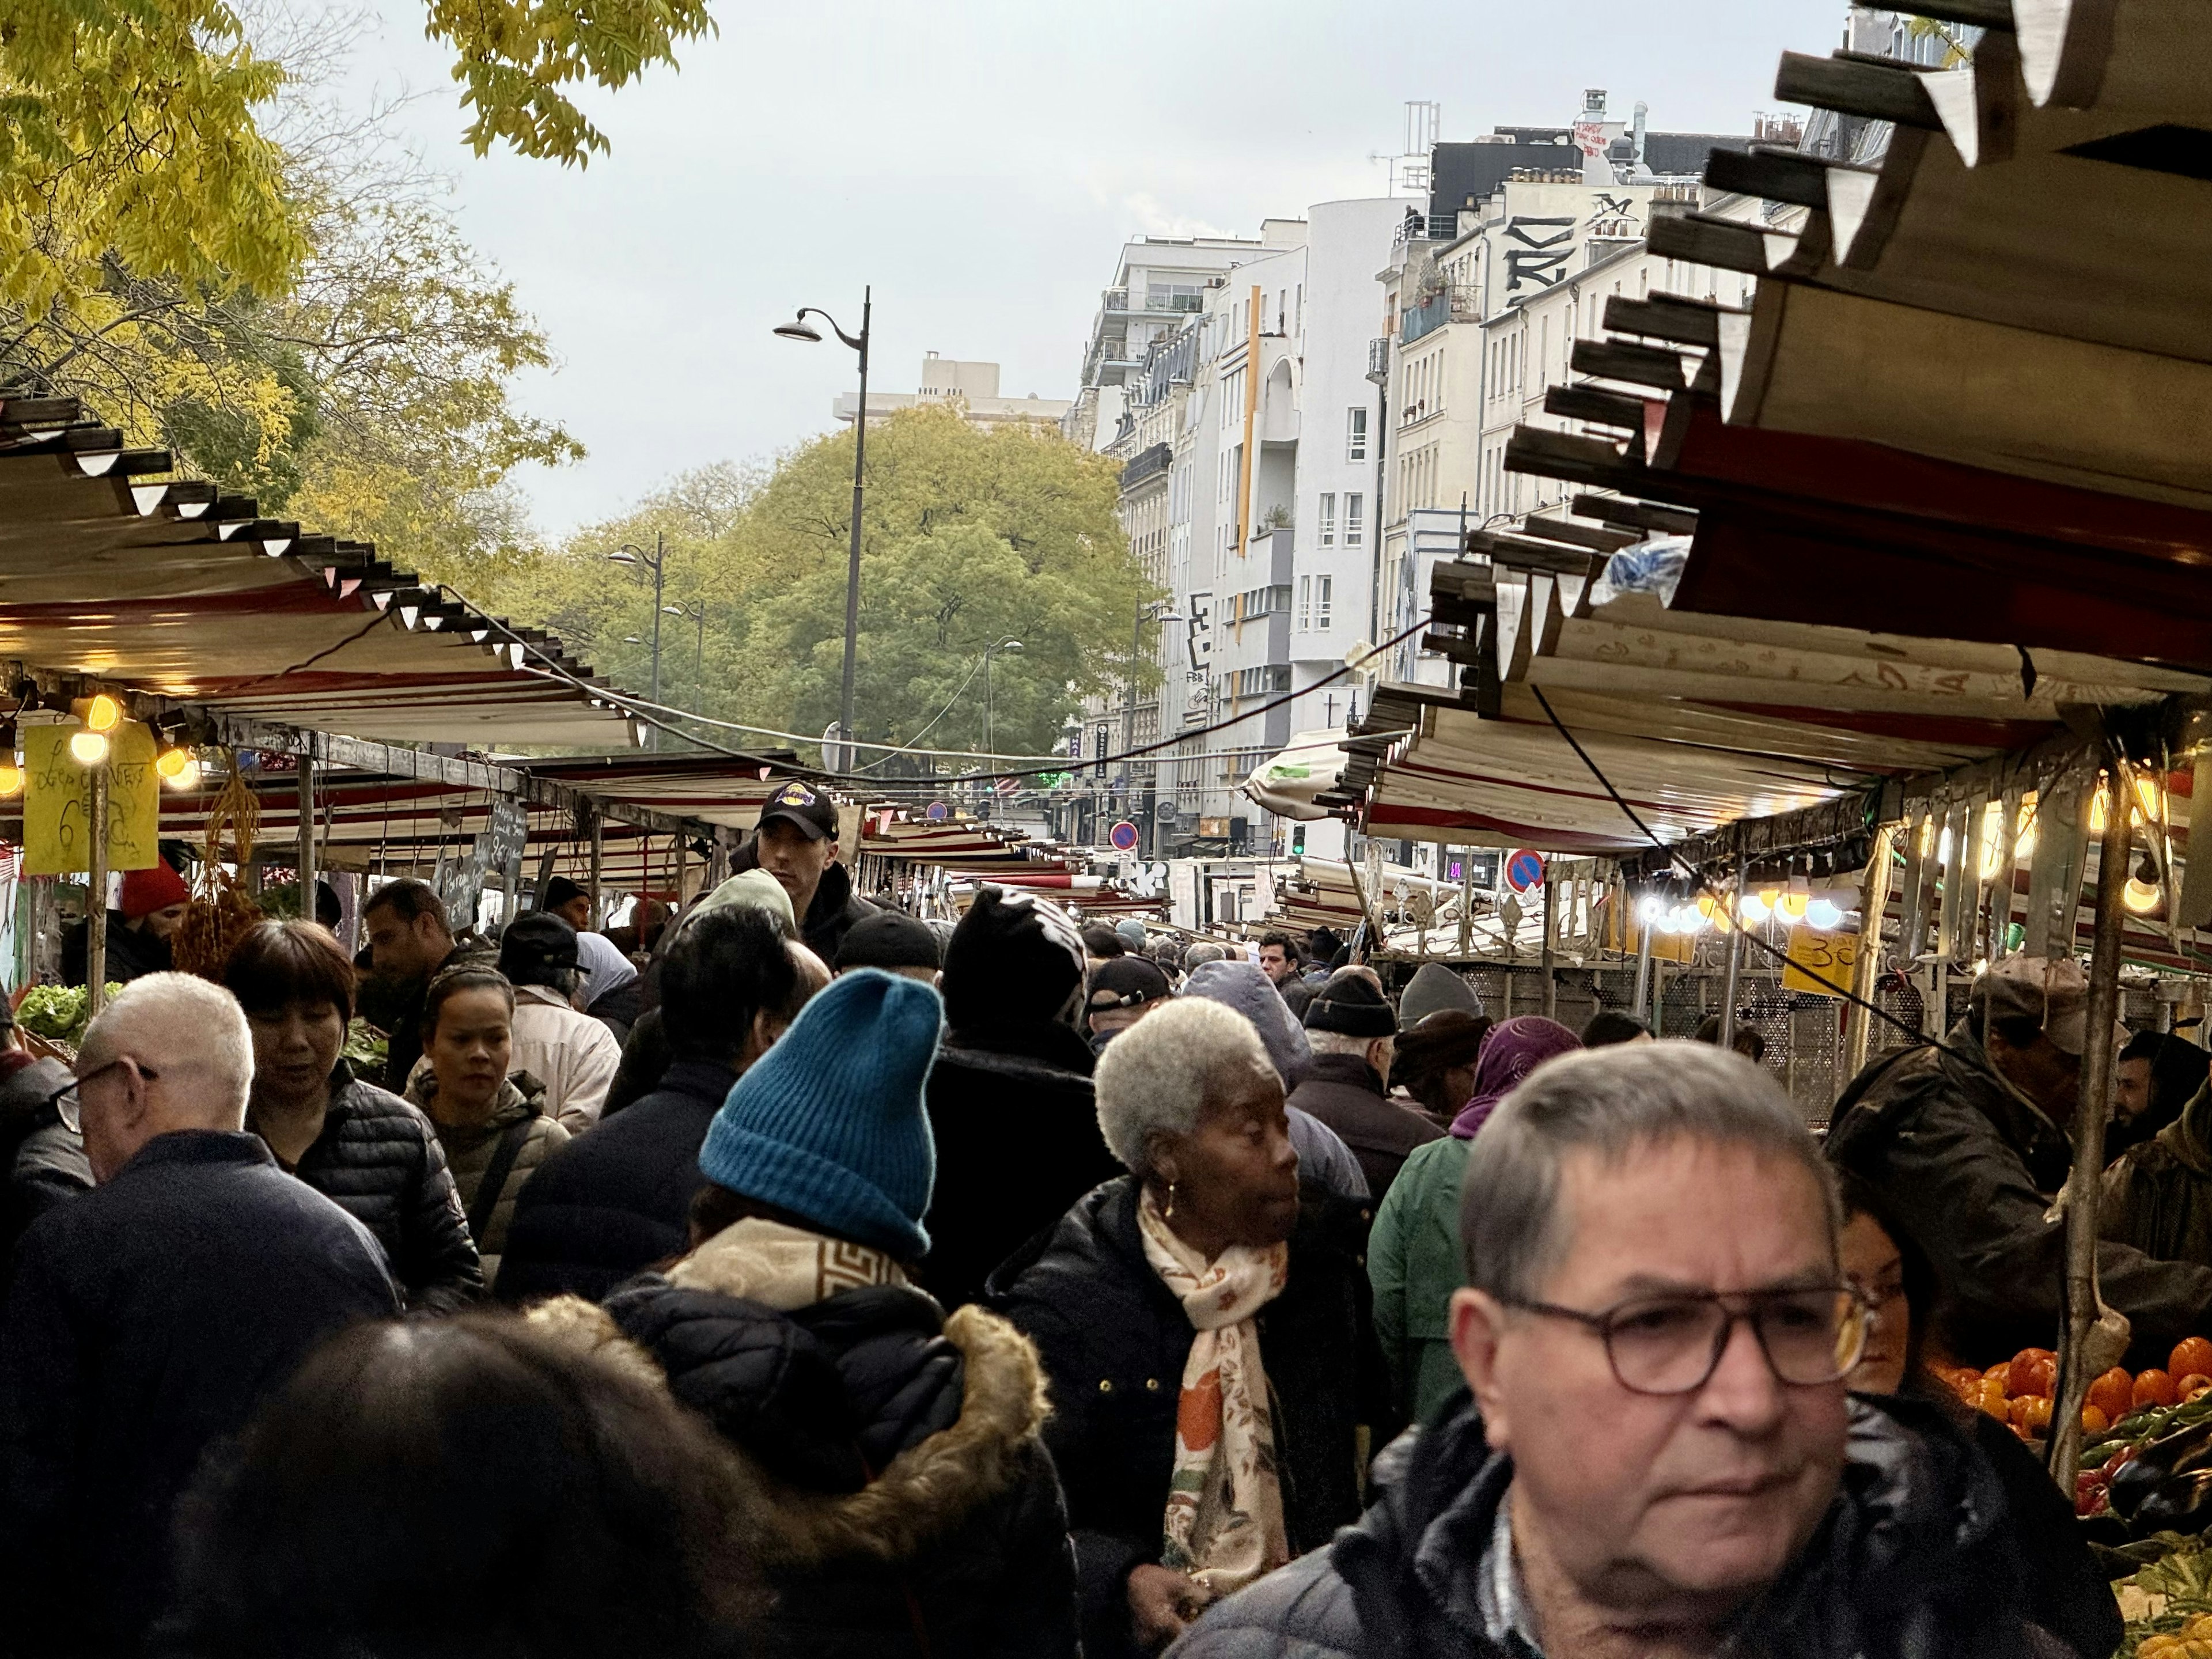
[1499,1285,1872,1395]
[47,1058,158,1135]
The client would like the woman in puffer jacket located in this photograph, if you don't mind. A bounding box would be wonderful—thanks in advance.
[533,968,1079,1659]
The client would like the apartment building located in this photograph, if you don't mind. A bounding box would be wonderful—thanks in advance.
[832,353,1070,430]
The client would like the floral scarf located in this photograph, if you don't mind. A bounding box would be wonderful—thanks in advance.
[1137,1188,1291,1599]
[1450,1015,1582,1139]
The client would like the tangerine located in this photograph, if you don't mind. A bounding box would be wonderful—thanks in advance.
[2136,1368,2181,1410]
[2173,1338,2212,1381]
[2007,1353,2056,1399]
[1978,1377,2009,1420]
[2008,1395,2053,1434]
[2083,1404,2111,1436]
[2088,1368,2135,1421]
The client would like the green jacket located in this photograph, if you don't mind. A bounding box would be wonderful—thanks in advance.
[1366,1134,1471,1424]
[2105,1081,2212,1267]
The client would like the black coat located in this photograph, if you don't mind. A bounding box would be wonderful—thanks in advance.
[1827,1024,2212,1362]
[918,1021,1120,1312]
[989,1177,1395,1659]
[726,840,875,965]
[603,1263,1078,1659]
[265,1066,484,1313]
[1170,1391,2114,1659]
[0,1131,399,1656]
[60,910,171,988]
[603,1006,675,1119]
[496,1058,738,1305]
[1285,1054,1444,1202]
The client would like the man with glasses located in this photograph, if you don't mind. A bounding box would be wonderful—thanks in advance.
[0,974,397,1657]
[1172,1042,2109,1658]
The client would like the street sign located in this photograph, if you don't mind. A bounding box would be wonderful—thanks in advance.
[1505,848,1547,895]
[1108,820,1139,852]
[925,801,949,821]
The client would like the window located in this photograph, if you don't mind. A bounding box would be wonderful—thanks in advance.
[1298,575,1312,630]
[1318,493,1336,547]
[1316,575,1334,631]
[1347,406,1368,462]
[1344,494,1365,548]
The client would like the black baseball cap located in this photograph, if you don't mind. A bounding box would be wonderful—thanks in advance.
[1086,956,1171,1015]
[500,911,580,981]
[756,779,838,843]
[836,909,942,973]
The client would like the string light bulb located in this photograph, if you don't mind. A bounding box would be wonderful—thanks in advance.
[2137,772,2164,821]
[1806,899,1844,931]
[0,760,21,797]
[156,747,200,789]
[2124,853,2164,915]
[83,694,122,734]
[1778,892,1810,923]
[1737,891,1772,925]
[2091,775,2110,835]
[68,729,108,766]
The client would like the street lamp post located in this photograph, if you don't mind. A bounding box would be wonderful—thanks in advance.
[982,637,1024,759]
[1121,601,1180,816]
[774,289,872,769]
[665,601,708,713]
[607,533,666,751]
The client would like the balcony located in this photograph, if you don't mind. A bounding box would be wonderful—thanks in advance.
[1401,284,1479,345]
[1367,337,1391,382]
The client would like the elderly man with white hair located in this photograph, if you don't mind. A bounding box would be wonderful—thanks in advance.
[990,997,1394,1659]
[1170,1041,2122,1659]
[0,973,398,1657]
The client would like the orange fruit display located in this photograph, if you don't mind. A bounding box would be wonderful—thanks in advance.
[2008,1395,2053,1435]
[1978,1378,2009,1420]
[2088,1368,2135,1422]
[2082,1404,2111,1436]
[1983,1362,2012,1388]
[2006,1351,2056,1400]
[2185,1373,2212,1402]
[2136,1368,2181,1410]
[2175,1338,2212,1381]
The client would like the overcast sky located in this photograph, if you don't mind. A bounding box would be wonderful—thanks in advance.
[356,0,1845,535]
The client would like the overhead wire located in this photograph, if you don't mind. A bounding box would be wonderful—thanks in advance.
[1526,684,1944,1053]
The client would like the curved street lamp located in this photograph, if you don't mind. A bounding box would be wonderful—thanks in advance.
[982,637,1024,757]
[606,534,666,750]
[774,289,872,768]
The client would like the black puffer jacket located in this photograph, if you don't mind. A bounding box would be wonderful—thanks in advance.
[258,1065,484,1312]
[1827,1024,2212,1362]
[1171,1392,2109,1659]
[989,1176,1395,1659]
[546,1234,1078,1658]
[496,1058,738,1305]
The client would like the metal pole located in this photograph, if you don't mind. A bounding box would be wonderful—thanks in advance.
[2048,762,2133,1490]
[1122,604,1143,817]
[1718,865,1748,1050]
[588,812,604,925]
[1632,901,1655,1020]
[1844,822,1897,1078]
[838,287,872,768]
[984,647,995,756]
[296,753,316,926]
[1457,847,1475,956]
[694,605,707,714]
[85,766,108,1016]
[647,532,665,753]
[1541,870,1559,1018]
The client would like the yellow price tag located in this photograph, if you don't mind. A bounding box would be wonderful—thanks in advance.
[1782,925,1858,997]
[22,721,162,876]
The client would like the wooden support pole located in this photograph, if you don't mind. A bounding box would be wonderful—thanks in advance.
[2048,761,2132,1491]
[1718,865,1748,1049]
[589,814,605,924]
[296,755,316,922]
[1844,823,1897,1078]
[85,767,108,1017]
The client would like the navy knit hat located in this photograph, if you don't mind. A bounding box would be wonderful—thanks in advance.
[697,968,943,1259]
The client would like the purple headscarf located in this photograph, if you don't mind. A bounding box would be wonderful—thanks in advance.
[1449,1015,1582,1139]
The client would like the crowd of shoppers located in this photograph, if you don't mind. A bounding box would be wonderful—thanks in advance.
[0,836,2150,1659]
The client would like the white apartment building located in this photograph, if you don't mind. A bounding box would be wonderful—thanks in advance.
[833,353,1070,430]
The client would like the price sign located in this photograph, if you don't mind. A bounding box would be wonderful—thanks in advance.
[22,721,161,877]
[1782,925,1859,997]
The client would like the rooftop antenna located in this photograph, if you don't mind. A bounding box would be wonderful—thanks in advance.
[1371,101,1441,198]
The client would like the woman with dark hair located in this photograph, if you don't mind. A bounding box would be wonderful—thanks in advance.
[158,1315,762,1659]
[1834,1175,2122,1659]
[225,922,483,1312]
[404,966,566,1290]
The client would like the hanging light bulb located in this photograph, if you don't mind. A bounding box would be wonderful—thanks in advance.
[2091,775,2110,834]
[1778,892,1810,922]
[1757,886,1782,911]
[1737,891,1771,925]
[2015,793,2039,863]
[2137,772,2164,821]
[1976,799,2006,881]
[156,747,201,789]
[2125,852,2164,914]
[83,694,122,734]
[69,729,108,766]
[1806,898,1844,931]
[1637,894,1662,925]
[0,760,21,797]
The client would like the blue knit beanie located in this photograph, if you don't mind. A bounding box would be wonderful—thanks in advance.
[697,968,942,1259]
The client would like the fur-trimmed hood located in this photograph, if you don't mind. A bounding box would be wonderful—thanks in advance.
[527,1277,1049,1569]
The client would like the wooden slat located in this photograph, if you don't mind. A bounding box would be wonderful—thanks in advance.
[1571,494,1699,535]
[1772,50,1944,128]
[1521,515,1638,554]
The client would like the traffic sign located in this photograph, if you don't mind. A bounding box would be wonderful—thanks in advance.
[1505,848,1547,895]
[925,801,949,821]
[1108,820,1140,852]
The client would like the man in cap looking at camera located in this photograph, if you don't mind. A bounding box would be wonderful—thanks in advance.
[728,781,872,965]
[1828,952,2212,1363]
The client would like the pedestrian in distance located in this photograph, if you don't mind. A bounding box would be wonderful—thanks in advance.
[1086,956,1173,1054]
[1174,1042,2107,1658]
[726,781,873,965]
[499,911,624,1134]
[359,878,469,1094]
[1397,961,1483,1027]
[1084,923,1128,964]
[1367,1016,1581,1423]
[225,921,484,1313]
[63,858,191,988]
[0,974,399,1656]
[1388,1009,1492,1130]
[918,885,1123,1311]
[991,997,1393,1659]
[2107,1027,2211,1158]
[157,1315,761,1659]
[832,906,943,982]
[1289,971,1441,1202]
[540,873,595,933]
[537,968,1080,1658]
[405,966,567,1292]
[1581,1008,1653,1047]
[497,906,828,1305]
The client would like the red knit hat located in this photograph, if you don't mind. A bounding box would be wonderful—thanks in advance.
[120,861,191,919]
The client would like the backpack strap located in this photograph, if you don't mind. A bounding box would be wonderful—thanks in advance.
[466,1116,536,1248]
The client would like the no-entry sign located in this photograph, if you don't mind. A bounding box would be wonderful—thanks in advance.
[1505,848,1547,895]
